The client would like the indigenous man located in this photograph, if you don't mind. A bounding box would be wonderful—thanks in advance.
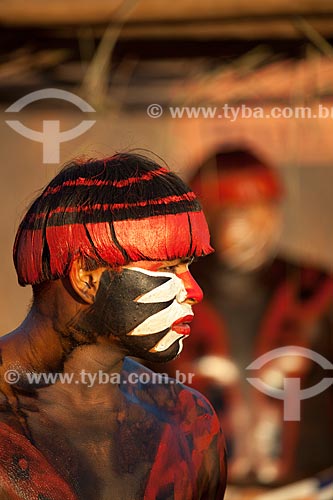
[0,153,227,500]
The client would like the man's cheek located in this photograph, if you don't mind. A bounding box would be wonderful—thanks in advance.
[78,268,175,338]
[101,301,170,338]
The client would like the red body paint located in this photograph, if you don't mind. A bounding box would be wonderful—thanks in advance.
[176,270,204,304]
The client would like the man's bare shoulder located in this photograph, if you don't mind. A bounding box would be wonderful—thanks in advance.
[121,357,218,424]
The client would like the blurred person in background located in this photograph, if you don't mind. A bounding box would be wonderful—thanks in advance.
[160,146,333,485]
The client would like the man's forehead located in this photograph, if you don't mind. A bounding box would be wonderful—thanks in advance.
[125,257,195,271]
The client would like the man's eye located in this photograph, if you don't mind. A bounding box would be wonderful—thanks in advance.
[158,257,196,273]
[162,265,177,273]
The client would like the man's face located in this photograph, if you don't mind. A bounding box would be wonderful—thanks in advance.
[78,258,203,362]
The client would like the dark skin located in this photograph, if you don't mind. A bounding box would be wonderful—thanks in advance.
[0,257,203,499]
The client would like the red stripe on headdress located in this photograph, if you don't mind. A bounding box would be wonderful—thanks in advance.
[113,212,212,261]
[43,167,168,196]
[27,192,197,223]
[188,211,214,256]
[85,223,126,264]
[17,213,212,285]
[107,192,197,210]
[15,229,43,285]
[46,224,98,278]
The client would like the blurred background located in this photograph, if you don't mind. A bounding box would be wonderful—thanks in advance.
[1,1,333,498]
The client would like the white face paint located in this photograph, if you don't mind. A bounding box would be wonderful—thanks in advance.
[127,267,193,353]
[215,202,282,272]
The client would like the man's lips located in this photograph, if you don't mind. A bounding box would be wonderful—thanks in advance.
[171,315,193,335]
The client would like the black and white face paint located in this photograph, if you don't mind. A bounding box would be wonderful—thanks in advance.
[76,267,193,362]
[127,267,193,354]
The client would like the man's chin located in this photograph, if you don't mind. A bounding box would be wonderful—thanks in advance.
[120,326,186,364]
[131,340,182,364]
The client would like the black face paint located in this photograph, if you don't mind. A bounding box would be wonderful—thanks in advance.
[70,268,184,362]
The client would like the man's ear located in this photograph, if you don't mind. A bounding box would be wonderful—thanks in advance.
[69,258,106,304]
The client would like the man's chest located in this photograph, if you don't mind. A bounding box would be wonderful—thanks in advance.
[24,404,165,499]
[0,380,209,500]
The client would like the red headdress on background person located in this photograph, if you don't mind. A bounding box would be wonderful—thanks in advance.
[190,146,283,210]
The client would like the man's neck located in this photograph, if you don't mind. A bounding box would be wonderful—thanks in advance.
[0,301,127,406]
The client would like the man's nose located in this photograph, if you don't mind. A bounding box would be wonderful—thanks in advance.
[176,270,203,305]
